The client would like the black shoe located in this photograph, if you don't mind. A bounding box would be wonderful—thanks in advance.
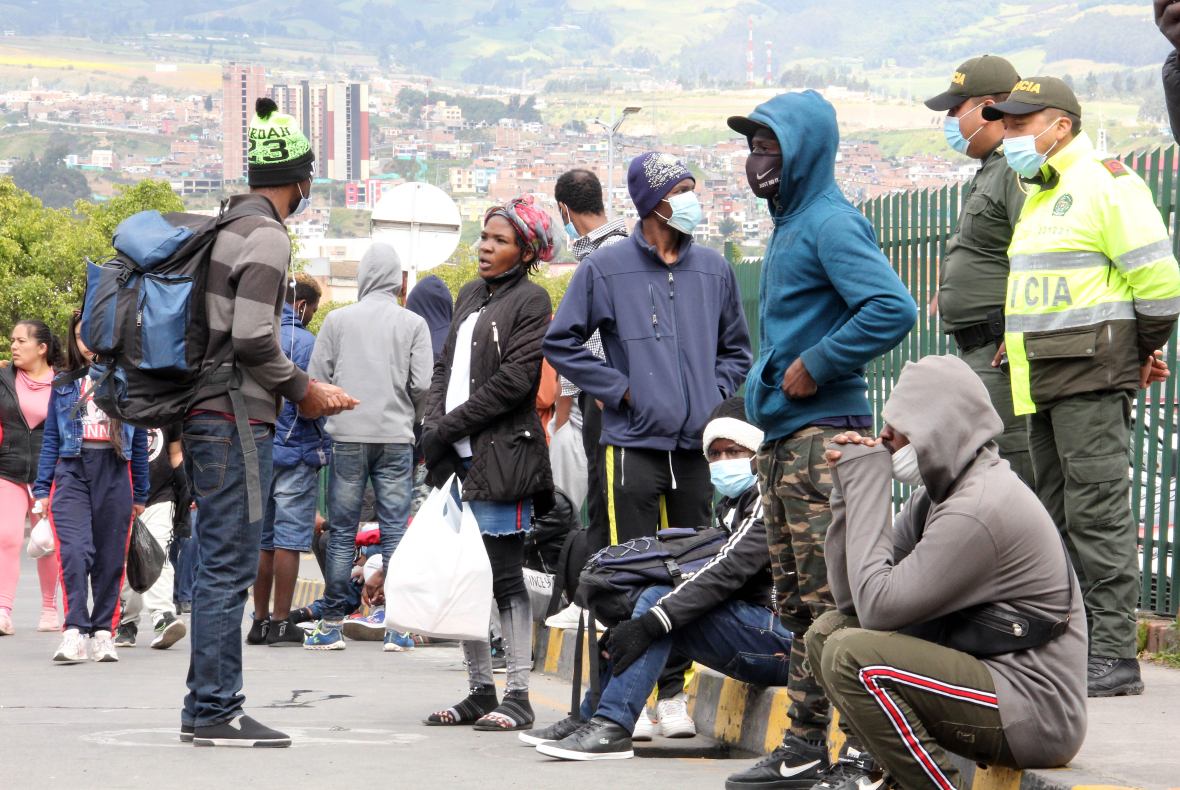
[267,619,305,647]
[1087,656,1144,697]
[114,622,137,648]
[179,723,194,743]
[726,733,830,789]
[192,715,291,748]
[518,714,584,746]
[812,748,885,790]
[245,616,270,645]
[535,716,633,761]
[151,612,187,649]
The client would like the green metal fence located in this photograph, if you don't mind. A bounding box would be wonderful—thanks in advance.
[731,147,1180,617]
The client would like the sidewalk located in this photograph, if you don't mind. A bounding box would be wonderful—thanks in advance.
[532,623,1180,790]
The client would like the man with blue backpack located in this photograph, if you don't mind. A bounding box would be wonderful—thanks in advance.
[521,399,791,761]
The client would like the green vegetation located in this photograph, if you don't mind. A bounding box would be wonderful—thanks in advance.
[328,209,371,238]
[7,140,90,208]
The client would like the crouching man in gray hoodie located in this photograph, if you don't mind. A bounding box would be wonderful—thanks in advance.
[805,355,1086,790]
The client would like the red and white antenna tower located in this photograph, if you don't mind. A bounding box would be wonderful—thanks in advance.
[765,40,773,86]
[746,17,754,88]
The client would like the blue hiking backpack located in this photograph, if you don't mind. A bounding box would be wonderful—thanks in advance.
[72,199,274,520]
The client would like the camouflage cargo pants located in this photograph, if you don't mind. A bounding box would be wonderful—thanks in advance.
[756,425,844,742]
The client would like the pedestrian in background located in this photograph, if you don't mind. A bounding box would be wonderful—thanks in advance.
[0,320,64,635]
[33,311,149,664]
[415,195,555,732]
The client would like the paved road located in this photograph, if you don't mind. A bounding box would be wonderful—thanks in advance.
[0,555,739,789]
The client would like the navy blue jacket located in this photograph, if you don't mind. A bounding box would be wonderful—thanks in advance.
[741,91,916,442]
[544,226,752,451]
[274,303,330,469]
[33,379,150,502]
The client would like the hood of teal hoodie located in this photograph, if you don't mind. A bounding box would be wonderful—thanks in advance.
[741,90,840,219]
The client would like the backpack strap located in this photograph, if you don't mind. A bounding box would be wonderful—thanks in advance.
[545,526,579,619]
[228,381,264,524]
[569,605,603,719]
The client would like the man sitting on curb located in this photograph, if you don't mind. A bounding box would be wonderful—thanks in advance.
[522,398,791,761]
[804,355,1087,790]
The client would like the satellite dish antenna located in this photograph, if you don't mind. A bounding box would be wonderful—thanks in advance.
[371,181,462,292]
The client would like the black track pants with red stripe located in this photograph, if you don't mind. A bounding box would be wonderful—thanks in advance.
[807,612,1017,790]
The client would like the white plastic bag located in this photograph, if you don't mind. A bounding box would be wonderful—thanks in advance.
[383,476,493,641]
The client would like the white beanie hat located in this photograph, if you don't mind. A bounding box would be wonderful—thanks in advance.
[702,398,764,458]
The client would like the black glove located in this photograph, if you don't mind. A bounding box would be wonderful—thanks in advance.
[171,465,193,539]
[607,610,667,675]
[420,429,451,469]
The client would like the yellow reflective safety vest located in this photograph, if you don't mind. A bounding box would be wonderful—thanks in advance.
[1005,133,1180,415]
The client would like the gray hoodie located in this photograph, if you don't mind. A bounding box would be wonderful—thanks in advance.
[308,243,433,443]
[826,354,1087,769]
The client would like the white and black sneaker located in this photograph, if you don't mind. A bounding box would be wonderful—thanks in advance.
[518,714,584,746]
[813,748,886,790]
[192,715,291,748]
[725,732,830,789]
[151,612,187,650]
[535,716,633,761]
[179,723,194,743]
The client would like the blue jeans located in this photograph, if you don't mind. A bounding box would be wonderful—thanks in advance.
[181,416,274,728]
[261,461,319,552]
[581,586,793,731]
[324,441,413,620]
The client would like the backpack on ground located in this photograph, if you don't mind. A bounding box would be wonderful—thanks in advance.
[74,200,274,521]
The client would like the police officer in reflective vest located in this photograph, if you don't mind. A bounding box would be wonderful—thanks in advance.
[983,77,1180,698]
[925,55,1033,486]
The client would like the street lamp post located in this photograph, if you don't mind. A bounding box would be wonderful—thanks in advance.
[592,106,641,220]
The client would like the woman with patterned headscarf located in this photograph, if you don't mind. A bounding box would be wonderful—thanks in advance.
[418,195,556,732]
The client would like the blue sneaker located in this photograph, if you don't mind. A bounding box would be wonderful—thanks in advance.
[342,608,385,642]
[383,630,415,652]
[303,620,346,651]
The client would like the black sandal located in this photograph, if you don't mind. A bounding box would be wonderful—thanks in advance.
[472,692,534,731]
[424,688,498,726]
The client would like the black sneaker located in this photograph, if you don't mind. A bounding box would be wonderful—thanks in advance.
[725,733,830,789]
[245,616,270,645]
[812,748,885,790]
[518,715,584,746]
[267,618,305,647]
[535,716,633,761]
[180,723,194,743]
[1087,656,1145,697]
[114,622,137,648]
[192,714,291,748]
[151,612,187,649]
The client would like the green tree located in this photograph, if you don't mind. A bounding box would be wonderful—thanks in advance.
[718,216,740,239]
[306,300,349,335]
[0,178,183,345]
[9,141,91,209]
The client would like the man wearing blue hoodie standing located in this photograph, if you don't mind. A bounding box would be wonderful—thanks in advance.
[724,92,916,790]
[544,152,752,545]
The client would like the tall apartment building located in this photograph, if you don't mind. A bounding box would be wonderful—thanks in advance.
[222,63,266,182]
[267,80,369,181]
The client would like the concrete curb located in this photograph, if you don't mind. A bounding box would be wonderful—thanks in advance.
[530,622,1142,790]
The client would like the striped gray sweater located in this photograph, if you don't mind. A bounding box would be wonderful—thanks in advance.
[190,194,309,423]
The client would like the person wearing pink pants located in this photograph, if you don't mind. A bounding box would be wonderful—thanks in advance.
[0,320,64,635]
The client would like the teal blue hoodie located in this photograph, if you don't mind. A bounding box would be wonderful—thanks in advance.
[742,91,916,442]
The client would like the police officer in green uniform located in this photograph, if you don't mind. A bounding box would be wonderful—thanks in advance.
[925,55,1033,486]
[984,77,1180,697]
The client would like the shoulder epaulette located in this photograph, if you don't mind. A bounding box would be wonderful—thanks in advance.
[1101,158,1130,178]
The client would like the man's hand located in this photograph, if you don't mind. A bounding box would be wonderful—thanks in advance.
[298,380,359,419]
[1141,350,1170,389]
[823,431,880,464]
[363,566,386,607]
[991,341,1007,369]
[33,498,49,518]
[314,512,326,537]
[1157,0,1180,49]
[132,503,146,519]
[782,357,817,400]
[606,611,665,675]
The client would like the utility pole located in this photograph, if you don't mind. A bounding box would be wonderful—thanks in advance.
[592,106,641,220]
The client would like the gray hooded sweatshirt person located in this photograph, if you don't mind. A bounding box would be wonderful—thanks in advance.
[309,242,433,444]
[826,354,1087,769]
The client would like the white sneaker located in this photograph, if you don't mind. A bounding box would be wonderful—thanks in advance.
[91,630,119,662]
[544,603,585,630]
[53,628,89,664]
[632,707,656,741]
[656,693,697,738]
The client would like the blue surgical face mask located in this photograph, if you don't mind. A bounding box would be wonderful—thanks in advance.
[710,457,757,499]
[943,103,985,156]
[291,182,311,217]
[561,205,578,241]
[1004,120,1063,179]
[657,191,704,235]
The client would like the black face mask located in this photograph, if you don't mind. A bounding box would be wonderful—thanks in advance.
[745,152,783,199]
[483,264,523,286]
